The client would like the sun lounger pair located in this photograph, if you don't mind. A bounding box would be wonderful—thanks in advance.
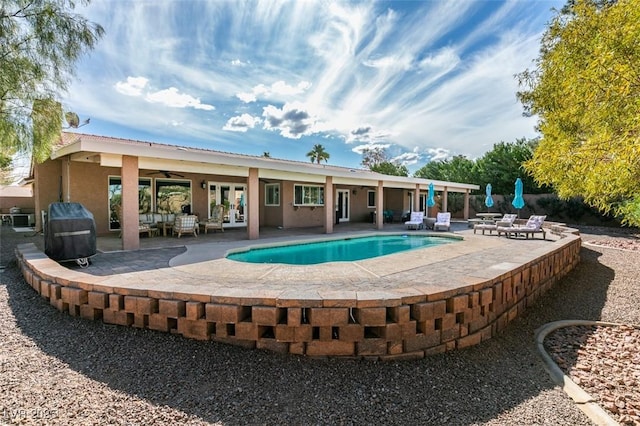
[474,214,546,239]
[473,213,518,235]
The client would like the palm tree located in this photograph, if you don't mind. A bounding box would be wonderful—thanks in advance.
[306,144,330,164]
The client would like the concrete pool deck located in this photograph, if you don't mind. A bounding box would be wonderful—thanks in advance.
[15,223,582,360]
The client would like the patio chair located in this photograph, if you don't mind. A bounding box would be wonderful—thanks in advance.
[404,211,424,230]
[172,214,198,238]
[473,213,518,235]
[497,215,547,240]
[433,212,451,231]
[201,204,224,234]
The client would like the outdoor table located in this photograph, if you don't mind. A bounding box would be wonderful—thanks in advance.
[157,221,173,237]
[476,213,503,223]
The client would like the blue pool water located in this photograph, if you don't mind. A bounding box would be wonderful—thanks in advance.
[227,234,454,265]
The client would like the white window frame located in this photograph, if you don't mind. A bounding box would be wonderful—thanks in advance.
[294,184,324,206]
[265,183,280,206]
[367,190,376,208]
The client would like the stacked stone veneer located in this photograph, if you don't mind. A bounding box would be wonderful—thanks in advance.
[16,234,581,360]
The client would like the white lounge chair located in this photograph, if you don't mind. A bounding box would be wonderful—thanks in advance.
[497,215,547,239]
[404,211,424,230]
[433,212,451,231]
[473,213,518,235]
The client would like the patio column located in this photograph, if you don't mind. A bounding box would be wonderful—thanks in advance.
[414,184,421,212]
[442,186,449,212]
[61,157,71,202]
[247,168,259,240]
[121,155,140,251]
[376,180,384,230]
[463,190,470,219]
[324,176,334,234]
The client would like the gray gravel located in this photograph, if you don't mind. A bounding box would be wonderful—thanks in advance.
[1,225,638,425]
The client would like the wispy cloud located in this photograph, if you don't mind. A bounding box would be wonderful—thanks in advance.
[64,0,562,168]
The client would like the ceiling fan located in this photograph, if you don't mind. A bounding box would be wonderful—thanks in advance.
[146,170,185,178]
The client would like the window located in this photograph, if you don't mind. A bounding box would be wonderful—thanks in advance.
[265,183,280,206]
[156,179,192,214]
[108,176,152,231]
[367,190,376,208]
[294,184,324,206]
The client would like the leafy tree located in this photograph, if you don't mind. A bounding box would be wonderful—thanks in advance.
[414,155,476,184]
[370,161,408,177]
[361,146,408,176]
[306,144,330,164]
[360,147,387,169]
[516,0,640,226]
[473,138,544,195]
[1,0,104,164]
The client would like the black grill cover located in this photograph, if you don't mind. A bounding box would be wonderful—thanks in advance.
[45,202,96,261]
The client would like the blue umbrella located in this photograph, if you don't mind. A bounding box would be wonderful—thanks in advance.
[427,182,436,208]
[512,178,525,215]
[485,184,494,209]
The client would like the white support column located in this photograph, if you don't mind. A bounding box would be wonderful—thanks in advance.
[464,190,470,219]
[442,186,449,212]
[121,155,140,251]
[247,168,259,240]
[324,176,334,234]
[376,180,384,230]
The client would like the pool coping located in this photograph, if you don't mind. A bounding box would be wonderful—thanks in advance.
[16,228,582,360]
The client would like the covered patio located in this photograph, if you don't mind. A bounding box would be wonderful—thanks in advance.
[34,133,478,251]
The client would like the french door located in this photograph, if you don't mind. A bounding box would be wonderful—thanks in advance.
[208,182,247,227]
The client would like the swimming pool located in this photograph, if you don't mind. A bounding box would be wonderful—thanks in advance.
[226,234,455,264]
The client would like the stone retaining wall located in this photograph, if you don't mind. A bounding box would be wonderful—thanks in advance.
[16,234,581,360]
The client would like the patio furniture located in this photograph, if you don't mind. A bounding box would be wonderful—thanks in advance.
[114,205,154,237]
[201,204,224,234]
[433,212,451,231]
[404,211,424,230]
[473,213,518,235]
[497,215,547,240]
[172,215,198,238]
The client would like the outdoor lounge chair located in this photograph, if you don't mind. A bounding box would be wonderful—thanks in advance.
[473,213,518,235]
[173,215,198,238]
[201,204,224,234]
[433,212,451,231]
[497,215,547,239]
[404,211,424,230]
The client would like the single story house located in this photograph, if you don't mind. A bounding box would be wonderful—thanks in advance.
[32,132,479,250]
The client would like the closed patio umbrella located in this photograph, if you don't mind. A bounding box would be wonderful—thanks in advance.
[427,182,436,208]
[485,184,494,210]
[512,178,525,216]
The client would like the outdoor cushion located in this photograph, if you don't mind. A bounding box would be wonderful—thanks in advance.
[405,211,424,230]
[434,212,451,231]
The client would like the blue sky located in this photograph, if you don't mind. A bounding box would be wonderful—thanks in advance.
[61,0,564,173]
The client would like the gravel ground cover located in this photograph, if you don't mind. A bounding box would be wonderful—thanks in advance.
[1,225,638,425]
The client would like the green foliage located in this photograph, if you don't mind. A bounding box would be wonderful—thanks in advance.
[414,155,476,184]
[306,144,330,164]
[536,196,564,217]
[414,139,545,198]
[517,0,640,226]
[472,139,545,195]
[370,161,408,177]
[0,0,104,161]
[360,147,387,169]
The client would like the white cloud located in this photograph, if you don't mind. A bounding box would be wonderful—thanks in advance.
[351,142,392,155]
[262,102,318,139]
[145,87,215,111]
[231,59,249,66]
[237,80,311,103]
[114,76,149,96]
[223,114,261,132]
